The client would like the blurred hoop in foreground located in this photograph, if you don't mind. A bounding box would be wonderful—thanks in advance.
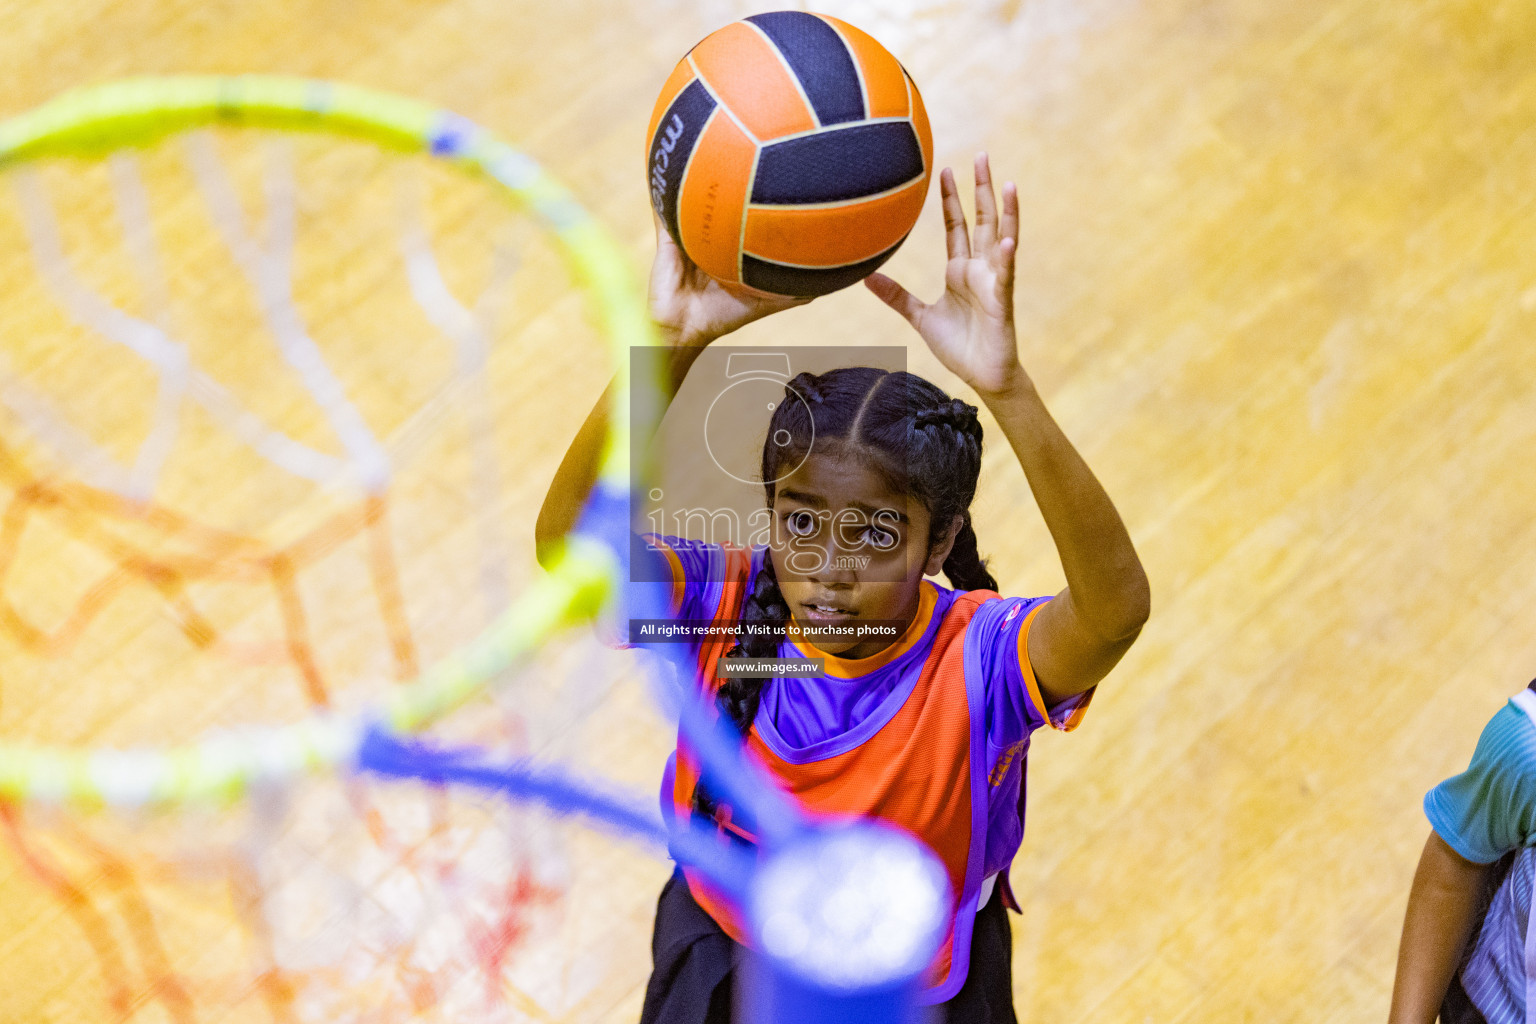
[0,75,657,1022]
[0,76,945,1024]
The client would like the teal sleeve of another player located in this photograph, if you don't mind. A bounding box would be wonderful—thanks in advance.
[1424,703,1536,864]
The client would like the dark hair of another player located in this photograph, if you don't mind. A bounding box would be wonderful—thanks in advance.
[715,367,997,736]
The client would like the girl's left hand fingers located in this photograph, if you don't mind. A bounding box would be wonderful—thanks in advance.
[864,272,925,327]
[939,167,971,261]
[987,183,1019,281]
[996,237,1017,300]
[972,152,998,249]
[999,181,1019,254]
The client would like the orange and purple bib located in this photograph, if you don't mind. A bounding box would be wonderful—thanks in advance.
[643,539,1090,1002]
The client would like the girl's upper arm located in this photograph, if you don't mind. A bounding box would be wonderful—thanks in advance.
[1026,585,1142,707]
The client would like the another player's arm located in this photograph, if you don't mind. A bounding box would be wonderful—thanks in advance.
[535,220,807,565]
[1386,830,1489,1024]
[865,153,1150,703]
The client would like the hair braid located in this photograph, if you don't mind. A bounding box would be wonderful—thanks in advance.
[716,553,789,736]
[912,398,981,437]
[941,516,998,592]
[784,370,825,406]
[900,391,994,591]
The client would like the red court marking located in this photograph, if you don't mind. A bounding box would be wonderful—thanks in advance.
[470,865,563,1010]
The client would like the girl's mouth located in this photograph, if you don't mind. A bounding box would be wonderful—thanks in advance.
[800,601,857,624]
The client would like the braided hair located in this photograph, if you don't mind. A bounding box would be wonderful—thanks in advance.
[714,367,997,736]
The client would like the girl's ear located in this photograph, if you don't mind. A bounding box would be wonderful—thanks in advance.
[923,515,964,576]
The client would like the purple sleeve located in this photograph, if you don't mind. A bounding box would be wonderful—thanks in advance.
[973,594,1094,882]
[976,596,1094,754]
[640,535,737,623]
[619,536,751,659]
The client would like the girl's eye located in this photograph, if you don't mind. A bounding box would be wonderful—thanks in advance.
[865,526,897,550]
[785,510,818,537]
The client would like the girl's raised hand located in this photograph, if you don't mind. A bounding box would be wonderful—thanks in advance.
[649,217,808,354]
[864,153,1023,397]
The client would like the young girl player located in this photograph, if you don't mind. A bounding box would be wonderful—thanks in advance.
[537,155,1151,1023]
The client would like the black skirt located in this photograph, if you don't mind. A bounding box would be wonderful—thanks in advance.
[639,869,1017,1024]
[1440,974,1489,1024]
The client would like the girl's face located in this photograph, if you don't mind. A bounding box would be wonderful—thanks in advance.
[769,450,956,659]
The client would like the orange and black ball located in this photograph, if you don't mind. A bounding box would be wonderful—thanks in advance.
[646,12,934,298]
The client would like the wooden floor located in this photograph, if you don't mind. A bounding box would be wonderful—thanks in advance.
[4,0,1536,1021]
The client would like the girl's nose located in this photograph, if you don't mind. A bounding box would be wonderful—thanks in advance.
[807,534,859,584]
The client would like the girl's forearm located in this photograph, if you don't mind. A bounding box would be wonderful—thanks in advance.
[1388,832,1488,1024]
[978,373,1149,641]
[535,383,610,563]
[534,329,710,562]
